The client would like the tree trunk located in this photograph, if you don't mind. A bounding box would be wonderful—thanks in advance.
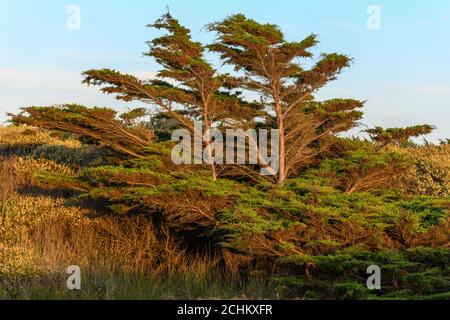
[277,109,286,185]
[204,119,218,181]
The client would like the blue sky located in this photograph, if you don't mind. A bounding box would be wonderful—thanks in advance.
[1,0,449,142]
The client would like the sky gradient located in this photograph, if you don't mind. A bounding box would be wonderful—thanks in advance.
[1,0,449,142]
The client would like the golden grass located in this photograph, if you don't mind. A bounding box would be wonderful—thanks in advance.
[0,126,217,287]
[1,126,447,300]
[1,193,217,279]
[0,126,81,149]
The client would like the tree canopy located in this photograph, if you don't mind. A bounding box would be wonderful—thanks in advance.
[6,13,447,301]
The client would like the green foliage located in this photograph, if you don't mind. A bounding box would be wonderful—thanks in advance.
[21,128,448,299]
[4,13,449,300]
[366,125,435,147]
[276,247,449,300]
[208,14,364,182]
[9,104,154,159]
[315,139,411,193]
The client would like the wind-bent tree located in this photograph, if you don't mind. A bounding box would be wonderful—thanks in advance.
[9,104,154,159]
[366,125,435,149]
[10,14,433,187]
[208,14,364,184]
[82,13,258,180]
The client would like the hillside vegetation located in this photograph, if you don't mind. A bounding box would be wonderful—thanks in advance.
[0,125,448,300]
[1,13,449,300]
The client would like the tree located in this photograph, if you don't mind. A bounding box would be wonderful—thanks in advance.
[10,14,434,188]
[82,13,259,180]
[366,125,435,149]
[208,14,364,184]
[9,104,154,160]
[5,13,449,301]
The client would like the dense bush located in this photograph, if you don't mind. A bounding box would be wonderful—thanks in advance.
[392,144,450,196]
[4,130,444,300]
[2,12,449,300]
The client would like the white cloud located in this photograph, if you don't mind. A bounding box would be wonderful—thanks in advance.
[1,69,448,142]
[384,82,450,96]
[415,15,450,28]
[0,68,155,124]
[320,19,364,32]
[129,70,159,80]
[0,69,79,90]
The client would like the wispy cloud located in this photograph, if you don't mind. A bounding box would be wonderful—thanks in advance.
[415,15,449,28]
[129,70,159,80]
[384,83,450,96]
[0,68,151,124]
[55,50,137,62]
[320,19,364,32]
[0,69,81,90]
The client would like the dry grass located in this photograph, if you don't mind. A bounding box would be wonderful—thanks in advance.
[0,126,81,149]
[0,126,221,299]
[2,126,447,300]
[0,187,218,280]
